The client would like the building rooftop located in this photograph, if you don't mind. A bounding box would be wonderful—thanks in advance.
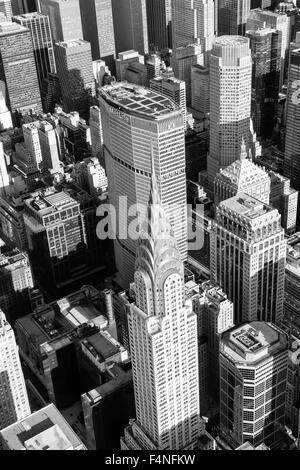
[0,247,30,274]
[219,193,276,220]
[216,157,269,189]
[100,82,180,120]
[56,39,90,49]
[215,35,250,47]
[0,21,28,36]
[221,322,288,365]
[16,286,103,346]
[24,187,78,218]
[13,12,48,20]
[0,404,86,450]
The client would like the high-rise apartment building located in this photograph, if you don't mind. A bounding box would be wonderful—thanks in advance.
[214,143,271,206]
[284,38,300,196]
[39,0,83,44]
[145,0,172,51]
[149,75,187,128]
[22,120,61,173]
[79,0,115,72]
[99,82,187,286]
[55,39,95,119]
[0,246,34,324]
[111,0,148,56]
[172,0,214,64]
[12,13,56,92]
[211,193,286,325]
[120,173,201,450]
[246,27,281,140]
[207,36,252,187]
[0,21,42,123]
[0,0,12,19]
[220,322,288,449]
[218,0,250,36]
[0,310,31,430]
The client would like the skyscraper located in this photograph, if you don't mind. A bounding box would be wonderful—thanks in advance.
[120,172,201,450]
[284,37,300,196]
[214,142,271,206]
[247,9,290,87]
[0,247,34,325]
[0,21,42,123]
[145,0,172,51]
[246,27,281,140]
[55,39,95,119]
[191,64,209,115]
[207,36,252,187]
[0,310,31,430]
[149,75,187,128]
[12,12,56,92]
[220,322,288,449]
[218,0,250,36]
[111,0,148,56]
[23,186,103,296]
[211,193,286,325]
[79,0,116,72]
[170,44,203,105]
[172,0,214,64]
[39,0,83,44]
[89,105,103,160]
[99,82,187,286]
[0,0,12,20]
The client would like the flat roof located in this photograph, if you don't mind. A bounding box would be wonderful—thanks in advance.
[56,38,89,48]
[0,21,29,36]
[0,404,86,450]
[83,332,119,360]
[221,322,287,365]
[215,35,249,47]
[24,188,78,217]
[100,82,180,120]
[219,193,275,220]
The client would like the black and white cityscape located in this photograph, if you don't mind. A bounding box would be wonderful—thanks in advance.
[0,0,299,455]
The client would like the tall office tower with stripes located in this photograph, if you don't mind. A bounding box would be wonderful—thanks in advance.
[0,0,12,19]
[207,36,252,188]
[171,0,214,64]
[0,310,31,430]
[55,39,95,119]
[112,0,148,56]
[120,172,200,450]
[220,322,288,449]
[12,12,56,91]
[39,0,83,44]
[99,82,187,287]
[211,193,286,326]
[0,21,42,124]
[146,0,172,52]
[79,0,116,72]
[284,34,300,197]
[218,0,250,36]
